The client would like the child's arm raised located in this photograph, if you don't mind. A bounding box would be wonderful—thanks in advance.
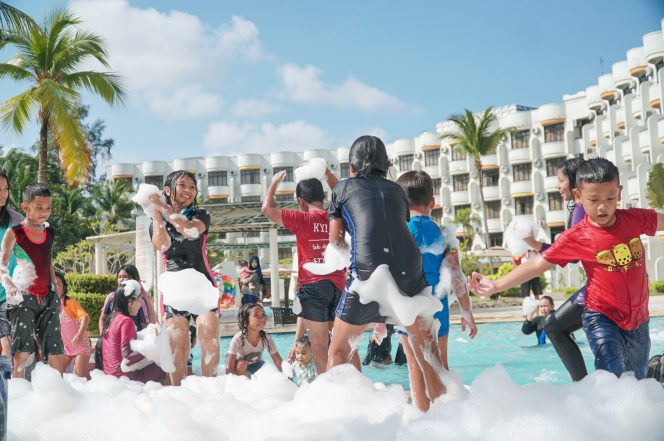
[469,256,554,297]
[262,171,285,226]
[324,168,338,190]
[328,218,346,248]
[150,212,172,252]
[149,195,206,239]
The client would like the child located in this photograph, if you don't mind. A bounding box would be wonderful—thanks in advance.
[522,296,555,345]
[238,260,254,291]
[99,264,156,332]
[226,303,283,376]
[396,170,477,411]
[291,335,317,386]
[55,271,92,379]
[262,168,345,374]
[238,260,259,305]
[0,171,23,358]
[0,183,65,378]
[326,135,447,410]
[471,158,664,379]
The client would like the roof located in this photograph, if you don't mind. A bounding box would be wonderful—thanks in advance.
[202,201,302,233]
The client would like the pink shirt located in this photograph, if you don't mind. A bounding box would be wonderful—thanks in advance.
[101,314,144,377]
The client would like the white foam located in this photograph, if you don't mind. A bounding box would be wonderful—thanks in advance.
[522,297,540,316]
[504,218,539,257]
[11,363,663,441]
[11,259,37,292]
[294,158,327,183]
[184,227,200,240]
[128,323,176,373]
[303,240,350,275]
[350,265,442,328]
[131,183,166,218]
[158,268,219,315]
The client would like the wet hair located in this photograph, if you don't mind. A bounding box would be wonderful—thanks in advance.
[22,183,51,203]
[576,158,620,189]
[237,303,272,351]
[296,178,325,204]
[0,172,11,228]
[295,335,312,350]
[349,135,389,178]
[163,170,198,208]
[541,295,554,308]
[117,263,141,285]
[54,270,69,306]
[557,157,586,220]
[396,170,433,207]
[102,282,141,336]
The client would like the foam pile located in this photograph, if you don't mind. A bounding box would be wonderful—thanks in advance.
[294,158,327,182]
[158,268,219,315]
[9,363,664,441]
[127,323,176,374]
[504,217,539,257]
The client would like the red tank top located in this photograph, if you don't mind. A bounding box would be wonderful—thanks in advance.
[12,224,54,297]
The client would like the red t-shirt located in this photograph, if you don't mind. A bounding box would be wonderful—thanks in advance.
[541,208,658,330]
[281,209,346,291]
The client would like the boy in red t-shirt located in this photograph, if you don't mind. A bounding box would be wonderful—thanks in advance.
[470,158,664,379]
[262,168,346,374]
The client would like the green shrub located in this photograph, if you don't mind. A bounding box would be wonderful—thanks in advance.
[651,280,664,294]
[69,292,107,333]
[65,273,116,294]
[561,287,580,298]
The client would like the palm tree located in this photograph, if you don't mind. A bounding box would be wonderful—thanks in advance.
[0,2,36,34]
[0,8,125,185]
[90,179,133,228]
[443,107,510,255]
[0,148,38,210]
[453,207,480,251]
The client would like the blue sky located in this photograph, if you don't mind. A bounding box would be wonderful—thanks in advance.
[2,0,663,166]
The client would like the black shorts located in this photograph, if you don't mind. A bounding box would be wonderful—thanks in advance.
[335,290,385,326]
[520,277,542,298]
[0,300,11,339]
[163,305,218,322]
[297,280,342,323]
[11,292,64,356]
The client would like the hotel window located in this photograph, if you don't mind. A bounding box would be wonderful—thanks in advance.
[340,163,350,179]
[275,193,294,202]
[398,154,414,172]
[511,130,530,149]
[489,233,503,248]
[482,169,499,187]
[455,204,471,215]
[424,149,440,167]
[214,197,228,203]
[431,208,442,224]
[208,170,227,186]
[451,148,467,161]
[273,166,294,182]
[241,195,261,203]
[144,175,163,189]
[544,123,565,143]
[545,157,565,177]
[485,200,501,219]
[432,178,442,194]
[452,174,469,192]
[548,192,563,211]
[514,196,533,215]
[513,163,531,182]
[240,169,260,185]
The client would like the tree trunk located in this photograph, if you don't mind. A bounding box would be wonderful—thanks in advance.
[38,112,49,184]
[476,159,495,273]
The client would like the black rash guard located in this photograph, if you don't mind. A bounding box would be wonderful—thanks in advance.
[149,207,216,286]
[328,176,426,297]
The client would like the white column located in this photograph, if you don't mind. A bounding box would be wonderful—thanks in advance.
[94,241,107,275]
[269,227,280,307]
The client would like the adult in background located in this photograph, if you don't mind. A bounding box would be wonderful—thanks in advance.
[249,256,266,300]
[99,264,156,332]
[262,168,345,373]
[148,170,219,386]
[522,296,555,345]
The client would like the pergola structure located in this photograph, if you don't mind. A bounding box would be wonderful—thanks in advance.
[89,202,301,306]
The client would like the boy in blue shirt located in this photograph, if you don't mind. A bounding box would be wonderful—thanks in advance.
[396,170,477,411]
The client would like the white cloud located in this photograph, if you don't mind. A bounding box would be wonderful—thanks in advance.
[70,0,264,119]
[203,120,331,154]
[231,99,281,119]
[278,63,407,111]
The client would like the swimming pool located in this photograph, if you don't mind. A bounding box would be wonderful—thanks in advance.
[193,316,664,388]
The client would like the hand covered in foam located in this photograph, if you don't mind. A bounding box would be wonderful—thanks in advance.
[132,184,166,219]
[294,158,327,183]
[468,272,496,297]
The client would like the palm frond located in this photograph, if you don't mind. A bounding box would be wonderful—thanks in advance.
[0,88,37,133]
[61,71,126,105]
[0,2,37,34]
[0,61,32,81]
[54,30,110,72]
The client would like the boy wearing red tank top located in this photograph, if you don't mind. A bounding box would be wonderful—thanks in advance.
[0,183,64,378]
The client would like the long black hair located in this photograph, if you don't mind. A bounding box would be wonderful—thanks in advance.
[557,157,585,222]
[102,283,138,337]
[54,270,69,306]
[0,171,11,228]
[349,135,389,178]
[117,263,141,286]
[237,303,272,351]
[163,170,198,209]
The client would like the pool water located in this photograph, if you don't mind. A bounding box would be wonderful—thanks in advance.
[193,316,664,389]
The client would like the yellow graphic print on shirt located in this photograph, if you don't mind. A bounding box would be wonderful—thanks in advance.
[595,237,644,272]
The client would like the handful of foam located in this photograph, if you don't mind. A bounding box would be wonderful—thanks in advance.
[131,183,166,218]
[294,158,327,183]
[522,297,540,316]
[158,268,220,315]
[504,217,539,258]
[303,233,351,275]
[125,323,175,373]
